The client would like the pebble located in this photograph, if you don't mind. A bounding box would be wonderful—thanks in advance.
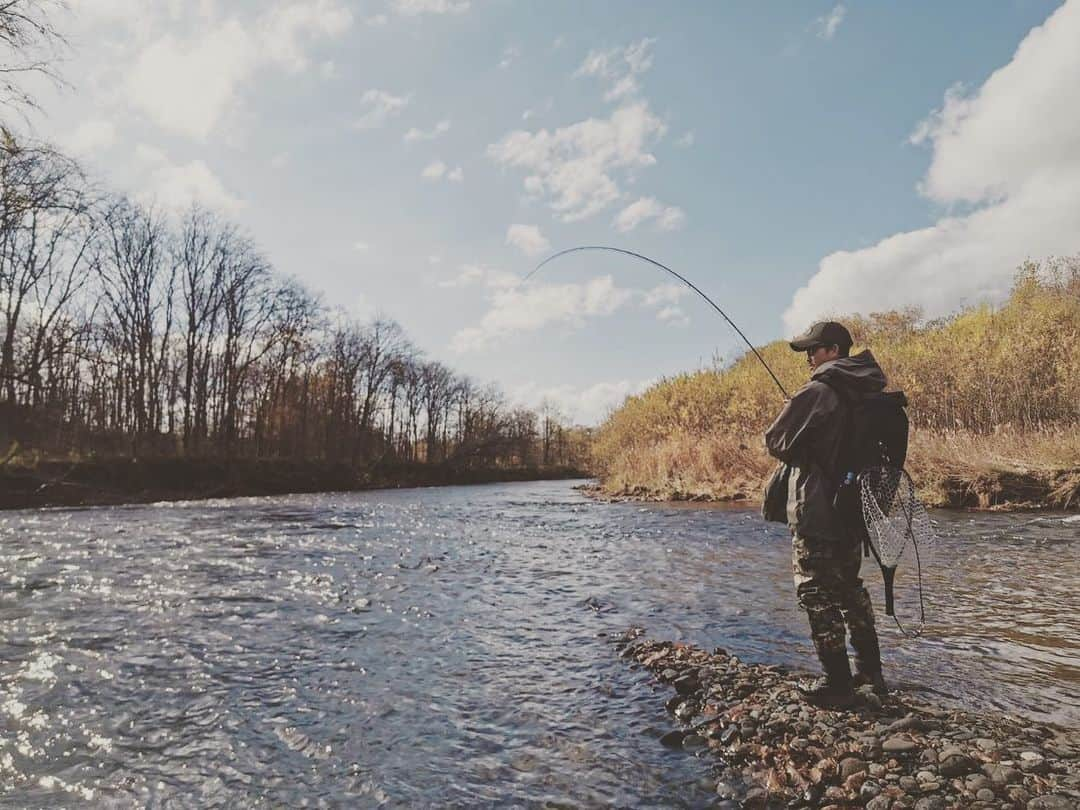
[840,757,868,779]
[983,763,1023,786]
[939,752,978,777]
[659,730,685,748]
[965,774,991,792]
[1026,797,1076,810]
[681,734,707,750]
[884,736,919,754]
[615,629,1078,809]
[914,796,946,810]
[1020,751,1048,774]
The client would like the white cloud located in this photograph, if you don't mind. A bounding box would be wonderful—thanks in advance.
[451,275,634,352]
[614,196,685,232]
[641,283,687,308]
[816,4,846,40]
[576,38,656,102]
[392,0,470,15]
[488,102,667,222]
[676,130,695,148]
[521,98,553,122]
[509,379,652,426]
[356,89,411,129]
[123,2,353,140]
[785,0,1080,333]
[134,143,168,166]
[439,264,518,290]
[366,13,389,25]
[499,45,520,70]
[438,264,485,287]
[258,0,353,73]
[428,254,442,265]
[319,60,337,79]
[138,151,244,214]
[506,224,551,257]
[422,160,447,180]
[62,119,117,155]
[354,240,370,252]
[656,305,689,327]
[641,283,690,326]
[422,160,463,182]
[403,119,451,142]
[126,22,256,140]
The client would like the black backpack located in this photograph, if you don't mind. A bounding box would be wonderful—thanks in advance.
[832,388,909,477]
[822,381,910,544]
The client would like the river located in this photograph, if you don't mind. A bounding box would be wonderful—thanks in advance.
[1,480,1077,807]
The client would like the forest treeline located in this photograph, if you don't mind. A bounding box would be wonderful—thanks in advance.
[593,262,1080,509]
[0,4,591,507]
[0,137,590,473]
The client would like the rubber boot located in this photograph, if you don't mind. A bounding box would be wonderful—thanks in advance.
[798,651,856,709]
[850,631,889,697]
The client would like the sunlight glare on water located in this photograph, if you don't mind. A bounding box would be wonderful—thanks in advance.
[0,480,1077,806]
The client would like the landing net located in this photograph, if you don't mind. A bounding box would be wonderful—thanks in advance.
[859,465,936,636]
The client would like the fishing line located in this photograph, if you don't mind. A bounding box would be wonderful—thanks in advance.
[532,246,938,636]
[527,246,790,399]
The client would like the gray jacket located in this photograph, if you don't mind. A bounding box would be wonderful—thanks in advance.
[764,350,887,537]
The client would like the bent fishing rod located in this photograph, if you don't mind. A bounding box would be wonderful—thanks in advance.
[526,246,790,399]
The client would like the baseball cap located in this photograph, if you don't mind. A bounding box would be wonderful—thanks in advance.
[789,321,853,351]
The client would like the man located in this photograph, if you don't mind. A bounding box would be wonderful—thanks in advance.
[764,321,888,708]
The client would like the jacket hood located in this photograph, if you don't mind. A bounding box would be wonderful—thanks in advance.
[812,349,886,393]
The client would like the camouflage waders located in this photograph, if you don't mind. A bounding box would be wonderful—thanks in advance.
[792,532,881,678]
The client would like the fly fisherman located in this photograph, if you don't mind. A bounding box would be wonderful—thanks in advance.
[764,321,888,709]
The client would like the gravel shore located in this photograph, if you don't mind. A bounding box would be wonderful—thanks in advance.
[616,628,1079,808]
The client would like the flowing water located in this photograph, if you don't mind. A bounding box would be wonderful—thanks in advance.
[0,480,1077,807]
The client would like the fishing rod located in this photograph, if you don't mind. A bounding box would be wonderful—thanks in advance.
[527,246,790,399]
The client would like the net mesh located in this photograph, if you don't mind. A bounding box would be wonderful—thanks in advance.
[859,465,937,632]
[859,466,935,568]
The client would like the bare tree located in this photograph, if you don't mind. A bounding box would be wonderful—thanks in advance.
[0,0,66,117]
[96,197,175,456]
[0,136,91,408]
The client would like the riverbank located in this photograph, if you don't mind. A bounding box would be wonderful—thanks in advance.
[616,628,1079,808]
[0,457,586,510]
[592,268,1079,512]
[586,445,1080,512]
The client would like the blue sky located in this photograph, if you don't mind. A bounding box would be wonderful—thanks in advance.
[29,0,1079,423]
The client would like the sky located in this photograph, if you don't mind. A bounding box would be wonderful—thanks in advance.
[20,0,1080,424]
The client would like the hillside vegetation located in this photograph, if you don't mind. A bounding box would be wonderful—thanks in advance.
[592,260,1080,509]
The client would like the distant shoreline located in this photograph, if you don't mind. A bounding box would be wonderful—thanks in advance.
[0,459,588,511]
[579,467,1080,512]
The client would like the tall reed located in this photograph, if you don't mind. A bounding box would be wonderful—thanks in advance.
[593,260,1080,507]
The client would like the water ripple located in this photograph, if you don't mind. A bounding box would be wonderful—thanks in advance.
[0,481,1076,805]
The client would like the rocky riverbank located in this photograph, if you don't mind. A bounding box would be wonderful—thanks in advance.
[616,628,1079,809]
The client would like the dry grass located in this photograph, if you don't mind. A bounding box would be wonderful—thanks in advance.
[593,261,1080,510]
